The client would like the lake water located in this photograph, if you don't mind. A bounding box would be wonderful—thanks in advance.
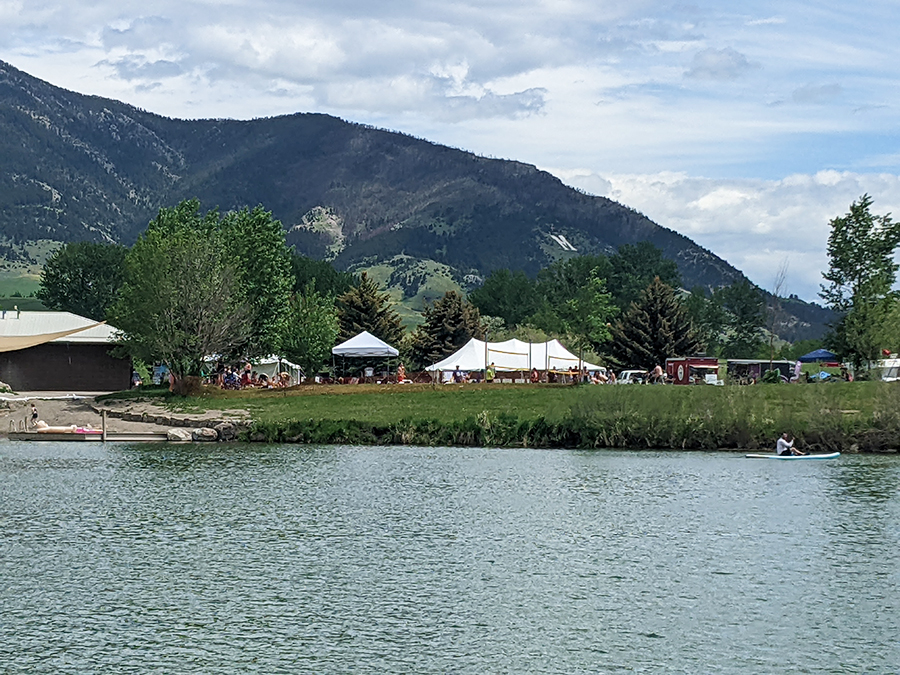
[1,442,898,673]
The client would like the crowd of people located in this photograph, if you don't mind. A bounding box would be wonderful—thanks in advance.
[214,363,292,390]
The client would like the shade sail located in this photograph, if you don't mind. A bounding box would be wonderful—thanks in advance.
[798,348,838,363]
[332,331,399,357]
[0,312,111,353]
[425,338,604,372]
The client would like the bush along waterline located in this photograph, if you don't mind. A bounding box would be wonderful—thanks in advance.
[241,384,900,453]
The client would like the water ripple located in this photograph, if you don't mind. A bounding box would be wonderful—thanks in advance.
[0,443,898,673]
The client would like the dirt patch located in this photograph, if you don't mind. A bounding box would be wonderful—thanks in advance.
[0,395,250,435]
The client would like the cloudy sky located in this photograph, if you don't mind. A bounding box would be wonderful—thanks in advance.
[3,0,899,300]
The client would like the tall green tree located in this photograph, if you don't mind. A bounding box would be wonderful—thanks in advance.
[555,271,617,354]
[608,277,703,370]
[37,242,127,321]
[607,242,680,309]
[532,255,616,348]
[716,280,766,358]
[536,254,611,308]
[336,272,404,345]
[468,269,540,327]
[682,286,727,355]
[282,283,339,380]
[405,291,484,369]
[820,195,900,371]
[219,205,294,358]
[109,206,251,394]
[291,253,356,298]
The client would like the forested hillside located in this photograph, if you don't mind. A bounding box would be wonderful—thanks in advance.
[0,59,831,338]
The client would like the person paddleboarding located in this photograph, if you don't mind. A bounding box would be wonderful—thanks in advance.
[776,432,806,456]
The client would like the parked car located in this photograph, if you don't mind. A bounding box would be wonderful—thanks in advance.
[875,357,900,382]
[618,369,648,384]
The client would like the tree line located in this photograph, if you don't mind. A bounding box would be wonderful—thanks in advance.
[36,196,900,390]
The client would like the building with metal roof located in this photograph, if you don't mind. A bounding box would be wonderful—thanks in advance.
[0,311,130,391]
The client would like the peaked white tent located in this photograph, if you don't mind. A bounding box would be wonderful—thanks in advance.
[332,331,399,357]
[254,356,303,383]
[425,338,604,373]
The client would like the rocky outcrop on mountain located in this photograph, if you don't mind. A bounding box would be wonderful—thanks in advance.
[0,59,832,338]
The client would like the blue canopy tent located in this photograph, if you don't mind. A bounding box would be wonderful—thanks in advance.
[798,348,838,363]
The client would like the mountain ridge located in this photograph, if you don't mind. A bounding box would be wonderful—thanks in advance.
[0,59,831,339]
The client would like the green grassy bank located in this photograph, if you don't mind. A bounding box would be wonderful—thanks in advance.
[112,381,900,452]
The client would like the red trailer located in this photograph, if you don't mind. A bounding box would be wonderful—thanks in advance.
[666,357,720,385]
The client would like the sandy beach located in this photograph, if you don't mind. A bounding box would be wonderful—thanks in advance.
[0,393,250,435]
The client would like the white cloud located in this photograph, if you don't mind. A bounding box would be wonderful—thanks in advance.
[2,0,900,305]
[554,168,900,301]
[791,83,842,105]
[685,47,757,80]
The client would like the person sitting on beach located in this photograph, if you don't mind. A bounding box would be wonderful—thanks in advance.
[776,432,806,456]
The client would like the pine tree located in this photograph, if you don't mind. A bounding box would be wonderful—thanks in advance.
[336,272,404,345]
[608,277,703,370]
[405,291,484,369]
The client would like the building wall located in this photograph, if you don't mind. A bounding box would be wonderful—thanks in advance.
[0,343,131,391]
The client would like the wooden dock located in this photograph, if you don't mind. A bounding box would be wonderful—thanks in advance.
[7,431,171,442]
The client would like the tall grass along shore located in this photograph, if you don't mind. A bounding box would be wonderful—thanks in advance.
[105,382,900,452]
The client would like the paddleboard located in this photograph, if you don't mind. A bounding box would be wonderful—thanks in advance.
[745,452,841,460]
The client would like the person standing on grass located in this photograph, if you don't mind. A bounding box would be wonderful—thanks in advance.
[776,432,806,456]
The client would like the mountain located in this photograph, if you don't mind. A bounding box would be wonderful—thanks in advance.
[0,59,832,338]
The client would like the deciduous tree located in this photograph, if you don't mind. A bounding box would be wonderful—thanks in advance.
[820,195,900,371]
[219,205,293,358]
[716,280,765,359]
[682,286,727,356]
[291,253,356,298]
[282,283,339,380]
[469,269,540,327]
[109,205,251,394]
[37,242,127,321]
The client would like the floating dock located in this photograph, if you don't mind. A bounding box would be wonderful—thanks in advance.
[7,431,170,442]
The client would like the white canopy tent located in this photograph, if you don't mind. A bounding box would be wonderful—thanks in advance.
[425,338,604,373]
[332,331,399,357]
[332,331,400,379]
